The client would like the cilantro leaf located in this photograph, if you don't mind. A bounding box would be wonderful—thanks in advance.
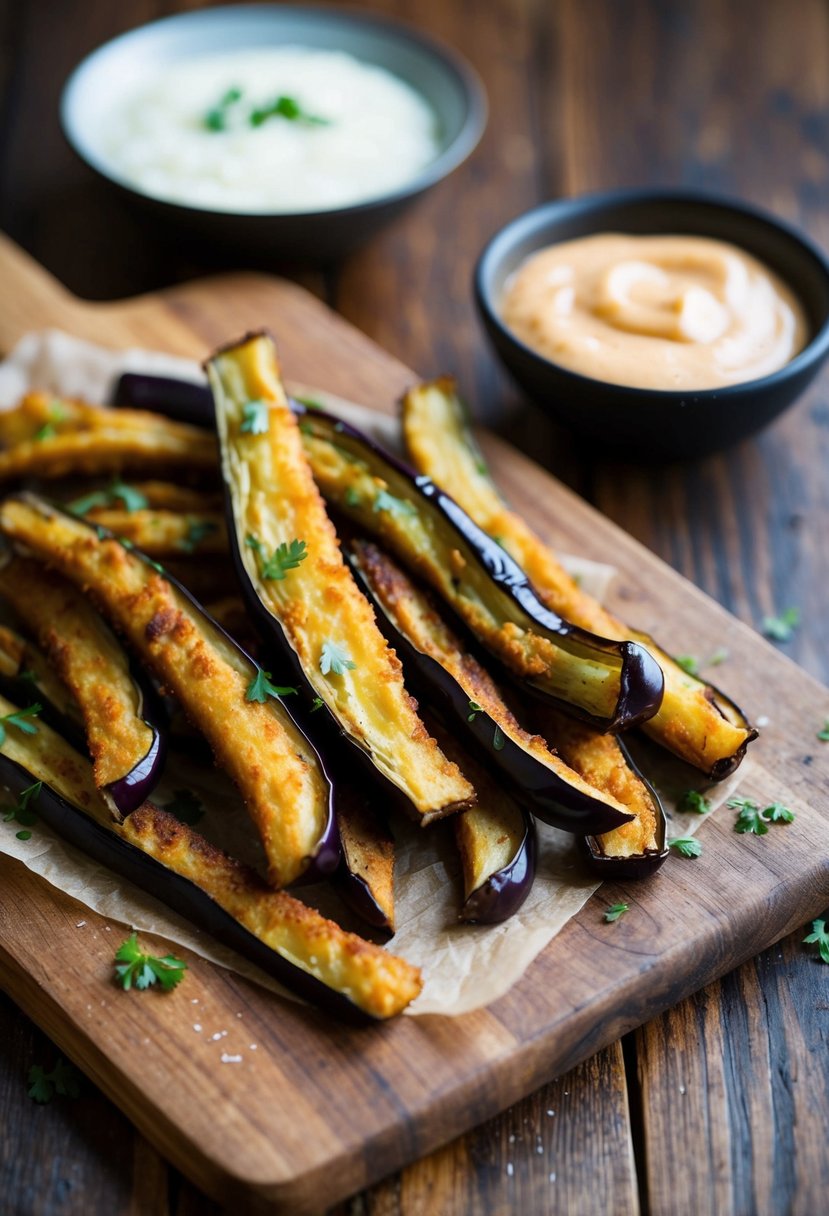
[373,489,416,517]
[678,789,711,815]
[320,640,356,676]
[250,95,329,127]
[803,918,829,964]
[467,700,484,722]
[28,1058,82,1104]
[604,903,629,922]
[114,932,187,992]
[180,519,219,553]
[246,534,308,580]
[817,720,829,742]
[240,399,270,435]
[245,669,297,703]
[762,606,800,643]
[728,797,769,835]
[762,801,795,824]
[69,480,149,516]
[0,702,42,746]
[3,781,42,828]
[163,789,204,827]
[668,836,702,858]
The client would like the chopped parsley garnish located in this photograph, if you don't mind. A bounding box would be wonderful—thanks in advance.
[204,85,243,131]
[675,655,700,676]
[28,1058,82,1104]
[475,457,489,477]
[310,696,325,713]
[245,669,297,703]
[180,519,219,553]
[373,489,416,517]
[604,903,629,923]
[320,640,356,676]
[492,724,506,751]
[762,606,800,643]
[69,480,149,516]
[114,932,187,992]
[678,789,711,815]
[240,399,270,435]
[344,487,361,507]
[33,422,56,442]
[163,789,204,827]
[246,534,308,580]
[817,720,829,742]
[467,699,484,722]
[294,395,325,411]
[3,781,41,829]
[0,702,41,746]
[803,918,829,964]
[728,795,795,833]
[708,647,729,667]
[250,95,329,127]
[668,836,702,858]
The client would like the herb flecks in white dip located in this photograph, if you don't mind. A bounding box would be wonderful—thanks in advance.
[98,48,440,214]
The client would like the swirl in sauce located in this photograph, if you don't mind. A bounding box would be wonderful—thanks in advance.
[501,234,808,390]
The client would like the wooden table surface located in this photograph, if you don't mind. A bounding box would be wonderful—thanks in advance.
[0,1,827,1213]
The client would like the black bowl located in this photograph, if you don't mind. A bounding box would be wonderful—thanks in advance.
[475,190,829,459]
[61,4,486,264]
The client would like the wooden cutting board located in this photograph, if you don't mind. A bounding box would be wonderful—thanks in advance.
[0,233,826,1215]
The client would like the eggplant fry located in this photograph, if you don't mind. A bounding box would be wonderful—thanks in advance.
[351,539,639,835]
[0,703,421,1019]
[0,621,79,721]
[336,787,396,933]
[0,494,337,888]
[402,379,756,779]
[0,392,217,482]
[80,508,227,557]
[297,406,663,732]
[207,332,475,824]
[0,556,164,818]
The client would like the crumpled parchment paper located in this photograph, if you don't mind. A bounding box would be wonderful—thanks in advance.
[0,331,746,1015]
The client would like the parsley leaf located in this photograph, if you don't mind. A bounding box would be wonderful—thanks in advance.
[492,724,506,751]
[675,654,700,676]
[729,797,769,835]
[467,699,484,722]
[294,395,325,411]
[320,640,356,676]
[245,669,297,703]
[246,534,308,580]
[344,486,361,507]
[817,720,829,742]
[604,903,629,923]
[373,489,416,517]
[3,781,42,828]
[762,606,800,643]
[803,918,829,964]
[310,695,325,713]
[69,480,149,516]
[28,1058,82,1104]
[678,789,711,815]
[250,96,329,127]
[180,519,218,553]
[762,801,795,824]
[668,836,702,858]
[163,789,204,827]
[114,932,187,992]
[240,399,270,435]
[204,85,243,131]
[0,702,41,746]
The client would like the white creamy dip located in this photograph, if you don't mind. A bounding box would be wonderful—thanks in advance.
[96,47,440,214]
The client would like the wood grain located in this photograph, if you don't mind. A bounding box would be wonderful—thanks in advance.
[0,238,826,1214]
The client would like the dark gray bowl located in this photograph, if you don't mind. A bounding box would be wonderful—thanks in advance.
[475,190,829,459]
[60,4,486,263]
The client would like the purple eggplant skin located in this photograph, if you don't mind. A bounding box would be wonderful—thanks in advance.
[336,866,393,936]
[580,740,669,880]
[348,547,634,836]
[103,723,166,818]
[460,811,537,925]
[113,373,214,429]
[0,754,369,1022]
[6,503,339,882]
[296,406,664,734]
